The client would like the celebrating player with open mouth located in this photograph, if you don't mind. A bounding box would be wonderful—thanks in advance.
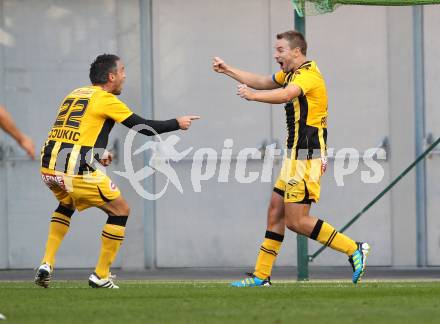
[213,30,369,286]
[36,54,200,289]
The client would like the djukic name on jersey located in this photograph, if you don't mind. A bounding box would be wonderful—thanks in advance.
[49,128,81,142]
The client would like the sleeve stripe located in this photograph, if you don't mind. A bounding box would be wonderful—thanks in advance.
[272,74,282,86]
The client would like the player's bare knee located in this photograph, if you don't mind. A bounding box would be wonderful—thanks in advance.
[101,198,130,216]
[297,217,310,234]
[286,216,310,235]
[122,203,130,216]
[287,214,310,233]
[117,201,130,216]
[285,218,299,233]
[112,196,130,216]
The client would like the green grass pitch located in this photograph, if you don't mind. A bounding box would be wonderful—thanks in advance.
[0,280,439,323]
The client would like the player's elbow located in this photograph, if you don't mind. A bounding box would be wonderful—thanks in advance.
[278,91,295,104]
[283,85,301,103]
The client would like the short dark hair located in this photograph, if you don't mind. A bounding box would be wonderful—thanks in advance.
[276,30,307,55]
[89,54,120,85]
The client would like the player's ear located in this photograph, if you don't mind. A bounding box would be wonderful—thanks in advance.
[108,72,115,82]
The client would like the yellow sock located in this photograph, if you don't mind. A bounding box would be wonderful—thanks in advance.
[42,205,74,267]
[310,219,357,256]
[254,231,284,279]
[95,223,125,279]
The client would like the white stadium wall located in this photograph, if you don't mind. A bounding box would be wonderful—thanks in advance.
[0,0,438,269]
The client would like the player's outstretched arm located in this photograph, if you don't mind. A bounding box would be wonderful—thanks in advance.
[212,57,279,90]
[237,83,302,104]
[121,113,200,135]
[0,105,35,159]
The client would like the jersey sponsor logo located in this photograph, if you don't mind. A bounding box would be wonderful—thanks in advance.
[49,128,81,142]
[41,173,66,191]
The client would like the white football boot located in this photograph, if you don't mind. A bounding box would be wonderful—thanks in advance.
[88,272,119,289]
[34,263,53,288]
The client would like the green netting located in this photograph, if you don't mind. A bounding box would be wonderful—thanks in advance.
[292,0,440,16]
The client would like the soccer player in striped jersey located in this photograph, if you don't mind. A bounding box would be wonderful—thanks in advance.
[213,30,369,286]
[35,54,199,288]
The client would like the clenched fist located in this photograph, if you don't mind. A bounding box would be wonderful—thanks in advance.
[212,57,229,74]
[99,151,113,167]
[237,84,254,101]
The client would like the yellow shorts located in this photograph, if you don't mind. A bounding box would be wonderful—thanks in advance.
[274,158,323,204]
[40,167,121,211]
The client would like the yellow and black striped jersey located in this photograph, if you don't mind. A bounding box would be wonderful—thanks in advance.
[272,60,328,160]
[41,85,179,175]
